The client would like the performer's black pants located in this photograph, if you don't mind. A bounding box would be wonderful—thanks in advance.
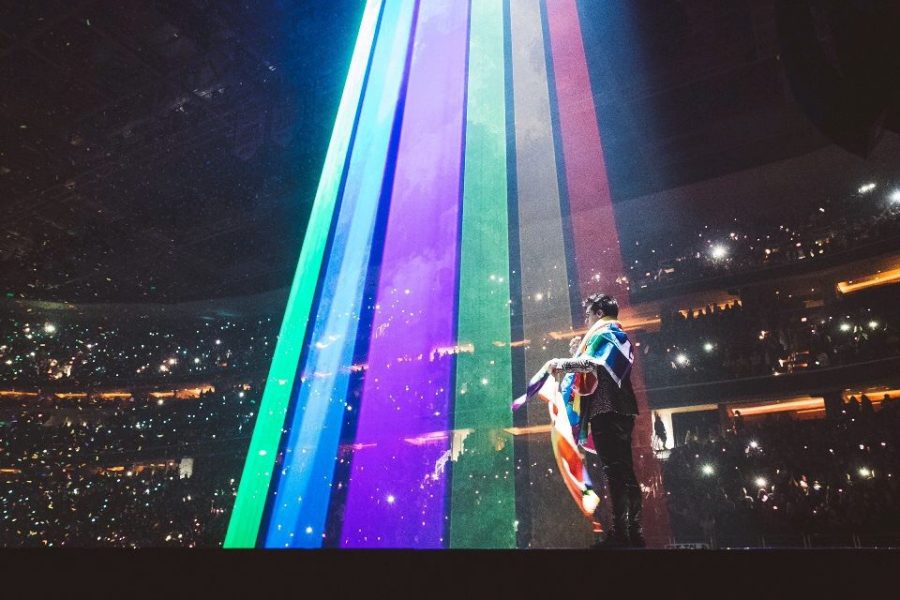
[590,412,642,533]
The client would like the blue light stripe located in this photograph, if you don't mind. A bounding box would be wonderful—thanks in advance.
[264,0,416,548]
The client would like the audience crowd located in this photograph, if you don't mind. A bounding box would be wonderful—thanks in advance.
[663,398,900,547]
[0,386,257,547]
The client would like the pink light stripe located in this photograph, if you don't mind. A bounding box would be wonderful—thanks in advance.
[545,0,624,294]
[545,0,671,546]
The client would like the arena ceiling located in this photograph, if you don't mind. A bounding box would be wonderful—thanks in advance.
[0,0,871,303]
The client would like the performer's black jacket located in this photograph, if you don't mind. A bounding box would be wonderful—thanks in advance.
[557,358,639,419]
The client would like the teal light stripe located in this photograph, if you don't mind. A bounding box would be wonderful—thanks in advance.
[449,0,515,549]
[265,0,416,548]
[224,0,384,548]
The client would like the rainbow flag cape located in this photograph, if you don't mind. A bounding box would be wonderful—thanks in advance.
[582,320,633,388]
[512,359,602,532]
[508,320,634,532]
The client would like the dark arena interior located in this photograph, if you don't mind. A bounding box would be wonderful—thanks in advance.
[2,0,900,572]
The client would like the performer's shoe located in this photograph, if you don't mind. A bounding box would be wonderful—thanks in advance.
[628,527,646,548]
[591,531,629,549]
[627,487,645,547]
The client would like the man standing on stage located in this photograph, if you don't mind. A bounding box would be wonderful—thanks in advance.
[547,293,644,548]
[654,412,668,451]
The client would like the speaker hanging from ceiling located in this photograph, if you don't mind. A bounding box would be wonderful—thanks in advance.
[775,0,900,156]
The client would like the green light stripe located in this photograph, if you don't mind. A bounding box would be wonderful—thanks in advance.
[449,0,515,549]
[224,0,384,548]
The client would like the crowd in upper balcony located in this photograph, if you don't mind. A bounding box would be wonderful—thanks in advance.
[0,316,276,388]
[640,289,900,388]
[626,182,900,294]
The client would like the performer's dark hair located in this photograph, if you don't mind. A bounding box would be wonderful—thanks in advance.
[584,293,619,318]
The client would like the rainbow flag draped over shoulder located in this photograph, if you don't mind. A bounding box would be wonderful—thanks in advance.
[581,320,634,388]
[566,319,634,450]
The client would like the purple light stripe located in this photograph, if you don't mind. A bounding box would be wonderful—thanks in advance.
[339,0,470,548]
